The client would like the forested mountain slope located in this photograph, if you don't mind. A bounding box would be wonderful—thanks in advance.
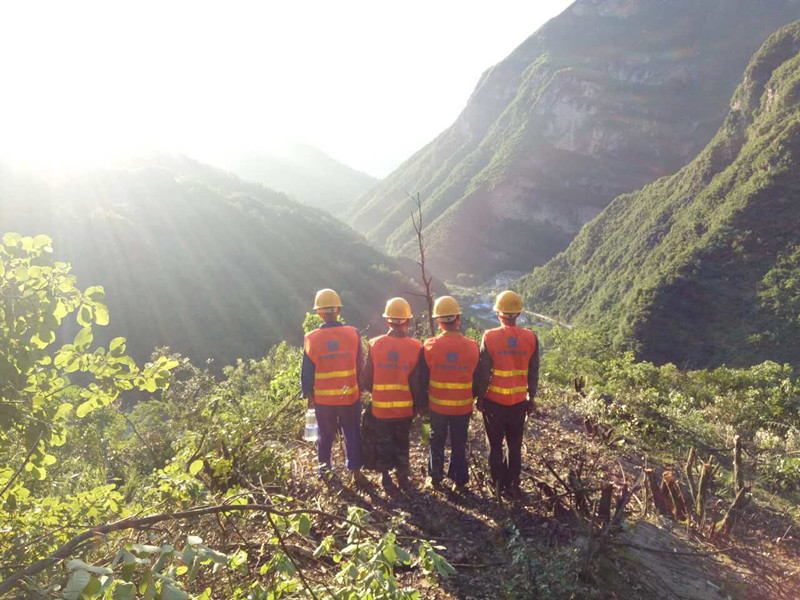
[201,143,378,217]
[0,156,423,367]
[518,22,800,368]
[349,0,800,280]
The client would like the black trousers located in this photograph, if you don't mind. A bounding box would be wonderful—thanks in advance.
[375,418,412,472]
[482,400,527,490]
[428,411,470,486]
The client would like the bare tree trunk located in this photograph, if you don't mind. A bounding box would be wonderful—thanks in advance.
[409,193,436,337]
[685,446,697,507]
[718,485,751,537]
[733,435,745,496]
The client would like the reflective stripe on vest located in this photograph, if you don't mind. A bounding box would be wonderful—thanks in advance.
[369,334,421,419]
[423,332,479,416]
[483,326,536,406]
[304,325,360,405]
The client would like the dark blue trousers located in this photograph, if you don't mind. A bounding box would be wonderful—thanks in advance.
[315,401,362,471]
[428,411,471,486]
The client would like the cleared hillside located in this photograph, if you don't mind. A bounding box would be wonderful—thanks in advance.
[519,22,800,368]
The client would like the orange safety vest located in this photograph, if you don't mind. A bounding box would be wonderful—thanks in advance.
[369,334,421,419]
[423,332,479,416]
[304,325,360,405]
[483,325,536,406]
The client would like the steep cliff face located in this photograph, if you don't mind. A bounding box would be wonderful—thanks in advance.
[518,22,800,368]
[350,0,800,280]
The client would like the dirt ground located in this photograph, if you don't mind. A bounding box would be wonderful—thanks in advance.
[285,408,800,599]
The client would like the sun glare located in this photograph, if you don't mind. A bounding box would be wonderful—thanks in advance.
[0,0,571,174]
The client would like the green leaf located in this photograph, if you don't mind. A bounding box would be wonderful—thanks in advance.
[189,460,204,476]
[63,569,91,600]
[76,400,96,418]
[112,582,136,600]
[2,232,22,247]
[74,326,94,350]
[94,305,109,326]
[109,337,126,354]
[32,234,52,250]
[85,285,105,301]
[160,584,190,600]
[77,305,93,327]
[83,575,102,596]
[131,543,162,554]
[12,267,29,282]
[297,513,311,536]
[187,535,203,546]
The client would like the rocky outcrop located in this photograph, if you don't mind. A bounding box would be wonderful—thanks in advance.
[349,0,800,280]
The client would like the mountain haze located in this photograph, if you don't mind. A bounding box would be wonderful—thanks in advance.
[0,157,424,368]
[350,0,800,280]
[518,21,800,368]
[202,143,378,217]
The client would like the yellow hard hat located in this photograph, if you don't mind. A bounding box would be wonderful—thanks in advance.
[383,297,413,320]
[493,290,523,314]
[314,288,342,310]
[433,296,461,318]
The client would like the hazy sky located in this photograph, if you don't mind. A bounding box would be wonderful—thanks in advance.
[0,1,573,176]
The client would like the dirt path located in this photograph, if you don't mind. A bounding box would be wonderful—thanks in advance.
[289,411,800,599]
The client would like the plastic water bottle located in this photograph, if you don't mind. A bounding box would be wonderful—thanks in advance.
[303,409,319,442]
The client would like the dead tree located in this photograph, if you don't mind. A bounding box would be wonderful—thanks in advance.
[646,468,671,515]
[696,457,717,525]
[685,446,698,507]
[409,193,436,337]
[717,485,751,538]
[733,435,745,496]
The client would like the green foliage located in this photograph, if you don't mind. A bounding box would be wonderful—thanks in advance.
[539,326,800,493]
[518,23,800,369]
[0,240,448,599]
[0,235,177,544]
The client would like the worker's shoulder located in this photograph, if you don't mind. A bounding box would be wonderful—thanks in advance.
[368,333,387,346]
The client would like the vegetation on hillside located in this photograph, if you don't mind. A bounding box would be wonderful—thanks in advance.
[350,0,800,279]
[2,235,798,599]
[200,143,378,218]
[518,21,800,368]
[0,157,427,369]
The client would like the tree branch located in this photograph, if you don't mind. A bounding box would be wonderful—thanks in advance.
[0,503,378,595]
[0,429,45,500]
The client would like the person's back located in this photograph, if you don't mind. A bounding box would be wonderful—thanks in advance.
[475,290,540,497]
[482,324,537,406]
[421,296,479,490]
[361,297,423,490]
[423,332,479,416]
[305,325,360,405]
[300,288,367,487]
[369,334,422,420]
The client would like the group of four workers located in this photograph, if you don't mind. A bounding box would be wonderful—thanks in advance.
[300,288,539,496]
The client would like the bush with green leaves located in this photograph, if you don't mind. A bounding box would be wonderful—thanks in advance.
[539,326,800,492]
[0,233,178,568]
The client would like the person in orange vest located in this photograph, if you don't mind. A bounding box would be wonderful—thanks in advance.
[301,289,368,488]
[420,296,479,491]
[475,290,540,498]
[360,297,424,490]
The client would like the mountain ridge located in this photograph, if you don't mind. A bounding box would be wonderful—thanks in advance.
[517,21,800,368]
[0,156,427,369]
[350,0,800,280]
